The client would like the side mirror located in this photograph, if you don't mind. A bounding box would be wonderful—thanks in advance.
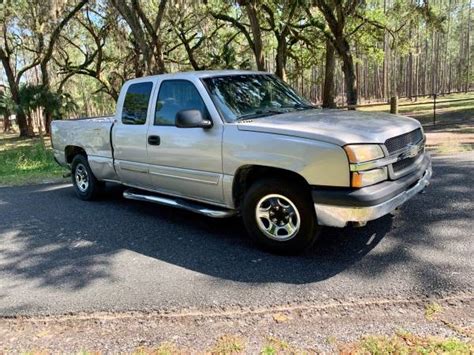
[175,109,212,128]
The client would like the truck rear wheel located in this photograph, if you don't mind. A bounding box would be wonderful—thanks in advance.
[242,178,320,254]
[71,155,103,201]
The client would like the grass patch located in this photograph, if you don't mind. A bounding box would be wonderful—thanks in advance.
[342,332,472,354]
[429,142,473,155]
[135,342,182,355]
[425,123,474,154]
[424,302,444,320]
[211,335,245,354]
[358,92,474,126]
[14,332,473,354]
[261,336,292,354]
[0,133,67,186]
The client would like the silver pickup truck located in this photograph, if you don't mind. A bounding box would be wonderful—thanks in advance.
[52,70,432,254]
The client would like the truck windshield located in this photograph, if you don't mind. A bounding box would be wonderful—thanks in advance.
[202,74,314,122]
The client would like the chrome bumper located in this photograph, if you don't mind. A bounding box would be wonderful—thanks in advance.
[314,166,432,228]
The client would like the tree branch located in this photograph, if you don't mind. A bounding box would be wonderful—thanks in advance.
[41,0,89,68]
[210,11,255,49]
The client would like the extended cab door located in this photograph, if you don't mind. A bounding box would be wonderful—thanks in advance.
[112,80,154,188]
[146,79,224,204]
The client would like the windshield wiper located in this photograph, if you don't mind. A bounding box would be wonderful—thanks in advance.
[236,104,317,121]
[236,109,287,121]
[281,103,318,110]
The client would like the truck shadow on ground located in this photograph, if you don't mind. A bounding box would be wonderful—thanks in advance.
[0,185,392,288]
[0,154,471,293]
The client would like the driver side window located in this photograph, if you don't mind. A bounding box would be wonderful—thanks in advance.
[155,80,208,126]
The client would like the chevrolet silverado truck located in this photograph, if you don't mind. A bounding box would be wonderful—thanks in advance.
[52,70,432,254]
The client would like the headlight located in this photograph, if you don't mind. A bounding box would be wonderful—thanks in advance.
[351,167,388,188]
[344,145,387,187]
[344,144,384,163]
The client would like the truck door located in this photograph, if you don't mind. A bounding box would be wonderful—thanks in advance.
[146,79,224,204]
[112,80,154,188]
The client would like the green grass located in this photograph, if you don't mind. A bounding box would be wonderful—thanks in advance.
[424,122,474,154]
[16,332,474,354]
[342,332,473,354]
[431,142,474,155]
[424,302,444,321]
[0,133,68,186]
[134,342,182,355]
[211,335,245,354]
[260,337,292,354]
[359,92,474,125]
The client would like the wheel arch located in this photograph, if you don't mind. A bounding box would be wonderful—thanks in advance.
[65,145,87,164]
[232,165,311,209]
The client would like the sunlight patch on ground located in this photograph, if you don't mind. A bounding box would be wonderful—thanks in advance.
[33,183,71,192]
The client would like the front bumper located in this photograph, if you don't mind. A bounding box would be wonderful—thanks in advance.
[313,155,432,228]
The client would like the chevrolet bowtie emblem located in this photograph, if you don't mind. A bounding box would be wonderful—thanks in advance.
[403,144,419,159]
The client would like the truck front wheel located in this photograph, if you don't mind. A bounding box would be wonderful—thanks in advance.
[242,178,320,254]
[71,155,103,201]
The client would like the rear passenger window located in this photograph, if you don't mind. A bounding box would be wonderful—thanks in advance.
[122,82,153,125]
[155,80,208,126]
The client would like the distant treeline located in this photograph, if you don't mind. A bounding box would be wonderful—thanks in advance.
[0,0,472,137]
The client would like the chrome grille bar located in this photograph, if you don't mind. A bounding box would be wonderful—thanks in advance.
[385,128,423,154]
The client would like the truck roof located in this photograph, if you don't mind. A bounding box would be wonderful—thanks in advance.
[125,70,269,84]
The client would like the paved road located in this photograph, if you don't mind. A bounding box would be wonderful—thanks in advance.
[0,153,472,316]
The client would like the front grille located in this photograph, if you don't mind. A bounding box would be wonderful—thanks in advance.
[393,154,419,172]
[385,128,423,154]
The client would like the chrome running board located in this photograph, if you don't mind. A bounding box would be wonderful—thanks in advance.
[123,189,236,218]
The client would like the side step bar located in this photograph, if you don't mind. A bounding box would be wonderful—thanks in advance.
[123,189,237,218]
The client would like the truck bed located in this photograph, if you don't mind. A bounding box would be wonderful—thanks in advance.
[51,116,115,165]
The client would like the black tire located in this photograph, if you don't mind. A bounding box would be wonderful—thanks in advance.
[242,178,320,254]
[71,154,104,201]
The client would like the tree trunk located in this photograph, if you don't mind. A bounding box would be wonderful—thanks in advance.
[275,37,287,80]
[26,114,35,137]
[111,0,167,76]
[356,48,361,101]
[38,0,88,133]
[408,52,414,99]
[148,40,166,75]
[41,61,53,135]
[335,38,358,108]
[245,1,265,71]
[44,111,52,135]
[342,57,358,108]
[3,111,11,132]
[466,0,472,91]
[37,108,46,148]
[382,0,388,99]
[9,87,30,137]
[322,39,336,108]
[0,56,30,136]
[17,112,29,137]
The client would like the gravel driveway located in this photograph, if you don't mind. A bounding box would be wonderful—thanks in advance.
[0,152,472,317]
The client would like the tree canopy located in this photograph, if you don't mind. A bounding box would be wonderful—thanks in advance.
[0,0,472,136]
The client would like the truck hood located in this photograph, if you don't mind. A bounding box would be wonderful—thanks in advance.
[236,109,421,146]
